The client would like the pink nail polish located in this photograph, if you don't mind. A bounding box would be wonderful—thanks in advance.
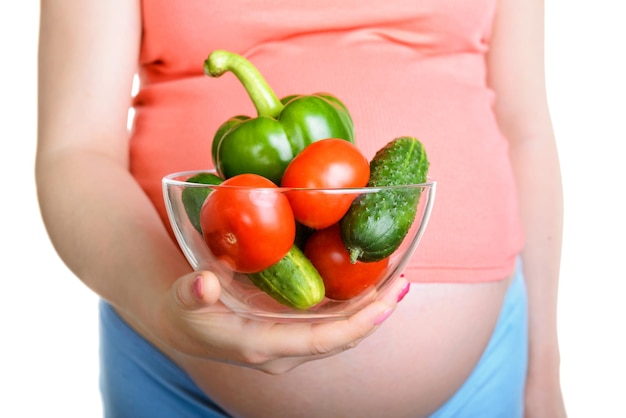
[397,282,411,302]
[374,308,393,325]
[193,275,204,299]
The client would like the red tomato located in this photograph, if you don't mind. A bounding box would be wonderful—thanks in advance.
[281,138,370,229]
[304,224,389,300]
[200,174,295,273]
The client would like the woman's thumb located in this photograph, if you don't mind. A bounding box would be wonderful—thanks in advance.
[173,271,221,311]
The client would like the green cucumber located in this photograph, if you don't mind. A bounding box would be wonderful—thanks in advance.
[248,245,325,310]
[340,136,429,263]
[181,172,223,233]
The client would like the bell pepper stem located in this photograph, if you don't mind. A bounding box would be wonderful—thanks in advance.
[204,50,284,118]
[349,247,362,264]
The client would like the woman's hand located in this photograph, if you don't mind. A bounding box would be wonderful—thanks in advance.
[154,270,409,374]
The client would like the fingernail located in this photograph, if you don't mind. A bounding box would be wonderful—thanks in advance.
[374,307,393,325]
[192,275,204,300]
[397,282,411,302]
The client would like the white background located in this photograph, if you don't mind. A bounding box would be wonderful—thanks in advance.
[1,2,624,417]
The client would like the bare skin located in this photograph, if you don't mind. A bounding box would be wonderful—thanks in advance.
[36,0,566,416]
[164,277,512,418]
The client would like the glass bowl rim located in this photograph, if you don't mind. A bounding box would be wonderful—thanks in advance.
[163,170,436,192]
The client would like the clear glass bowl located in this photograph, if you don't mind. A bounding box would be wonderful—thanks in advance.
[163,170,436,322]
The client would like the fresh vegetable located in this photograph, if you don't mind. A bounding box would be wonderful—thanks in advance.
[204,49,355,185]
[305,224,389,300]
[340,137,429,263]
[181,172,223,234]
[200,173,295,273]
[248,245,325,310]
[281,138,370,229]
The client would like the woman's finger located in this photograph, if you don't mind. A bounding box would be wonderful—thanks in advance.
[256,277,410,360]
[171,270,222,311]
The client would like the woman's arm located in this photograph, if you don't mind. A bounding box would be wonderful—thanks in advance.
[487,0,566,416]
[36,0,181,329]
[36,0,404,375]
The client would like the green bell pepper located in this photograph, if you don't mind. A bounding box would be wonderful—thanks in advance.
[203,49,355,185]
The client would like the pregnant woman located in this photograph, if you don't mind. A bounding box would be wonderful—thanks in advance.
[36,1,566,417]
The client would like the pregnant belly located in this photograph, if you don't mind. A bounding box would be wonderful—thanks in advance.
[178,276,513,418]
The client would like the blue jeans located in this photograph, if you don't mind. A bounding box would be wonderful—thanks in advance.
[99,263,527,418]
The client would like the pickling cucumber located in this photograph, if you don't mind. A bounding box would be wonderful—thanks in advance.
[182,172,223,233]
[340,136,429,263]
[248,245,325,310]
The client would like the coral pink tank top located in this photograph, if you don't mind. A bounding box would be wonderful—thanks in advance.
[130,0,524,283]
